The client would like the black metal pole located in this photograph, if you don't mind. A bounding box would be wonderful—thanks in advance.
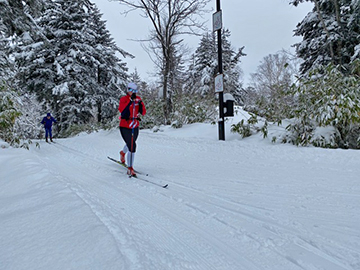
[217,0,225,140]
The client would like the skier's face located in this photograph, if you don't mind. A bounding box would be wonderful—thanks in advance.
[128,88,138,95]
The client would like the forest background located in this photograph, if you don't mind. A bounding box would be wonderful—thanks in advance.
[0,0,359,149]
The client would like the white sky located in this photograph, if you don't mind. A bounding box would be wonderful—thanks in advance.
[90,0,313,85]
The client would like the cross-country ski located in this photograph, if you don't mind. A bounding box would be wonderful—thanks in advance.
[107,156,168,188]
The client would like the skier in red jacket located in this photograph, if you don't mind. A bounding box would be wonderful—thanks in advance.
[118,82,146,177]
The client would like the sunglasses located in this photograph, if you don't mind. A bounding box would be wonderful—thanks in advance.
[128,88,138,93]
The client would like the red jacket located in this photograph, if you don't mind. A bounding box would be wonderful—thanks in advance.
[118,94,146,129]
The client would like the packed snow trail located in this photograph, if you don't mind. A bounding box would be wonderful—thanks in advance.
[37,137,260,270]
[1,125,359,270]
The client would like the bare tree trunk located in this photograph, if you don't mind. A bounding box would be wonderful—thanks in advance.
[163,61,170,124]
[160,36,171,124]
[97,102,102,123]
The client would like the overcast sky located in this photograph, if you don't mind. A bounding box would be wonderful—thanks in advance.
[90,0,313,85]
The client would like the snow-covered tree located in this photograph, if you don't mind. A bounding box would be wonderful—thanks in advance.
[185,30,245,103]
[291,0,360,74]
[0,0,49,38]
[287,62,360,148]
[0,82,22,144]
[0,0,52,142]
[87,4,131,124]
[246,50,299,122]
[0,0,50,81]
[185,32,216,97]
[278,0,360,149]
[0,18,12,81]
[222,30,246,105]
[161,29,245,128]
[14,92,44,140]
[128,69,142,88]
[14,0,130,135]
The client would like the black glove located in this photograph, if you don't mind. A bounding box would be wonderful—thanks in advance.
[138,101,143,115]
[131,93,136,101]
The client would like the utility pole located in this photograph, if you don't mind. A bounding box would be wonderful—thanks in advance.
[213,0,225,140]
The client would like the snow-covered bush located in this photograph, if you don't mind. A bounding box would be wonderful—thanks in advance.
[230,119,252,138]
[140,97,164,129]
[231,113,268,139]
[245,51,298,123]
[171,94,217,128]
[14,93,43,140]
[141,93,217,129]
[287,63,360,148]
[0,82,22,145]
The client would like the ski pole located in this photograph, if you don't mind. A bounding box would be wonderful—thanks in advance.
[129,100,136,168]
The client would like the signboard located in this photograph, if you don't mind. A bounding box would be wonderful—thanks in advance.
[212,10,222,32]
[215,73,224,93]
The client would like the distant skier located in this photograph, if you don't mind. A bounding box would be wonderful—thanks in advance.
[118,82,146,177]
[41,113,57,142]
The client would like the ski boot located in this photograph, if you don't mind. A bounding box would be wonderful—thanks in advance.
[127,167,136,177]
[120,151,126,164]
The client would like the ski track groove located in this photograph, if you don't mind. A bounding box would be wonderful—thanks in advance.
[141,134,359,270]
[140,157,355,270]
[42,142,255,269]
[35,151,132,269]
[172,184,352,269]
[45,162,190,269]
[41,139,355,270]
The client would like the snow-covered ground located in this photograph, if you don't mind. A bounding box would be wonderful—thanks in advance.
[1,110,359,270]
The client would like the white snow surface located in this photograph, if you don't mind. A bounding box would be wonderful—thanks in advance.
[1,110,360,270]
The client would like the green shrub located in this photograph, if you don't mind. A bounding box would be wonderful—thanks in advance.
[287,63,360,148]
[0,82,22,145]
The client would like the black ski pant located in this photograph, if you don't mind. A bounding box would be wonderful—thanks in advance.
[119,127,139,153]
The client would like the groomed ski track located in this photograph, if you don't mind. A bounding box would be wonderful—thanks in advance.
[2,127,359,270]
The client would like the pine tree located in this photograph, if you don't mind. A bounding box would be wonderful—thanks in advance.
[292,0,360,74]
[284,0,360,149]
[128,69,142,88]
[0,20,12,80]
[221,30,246,104]
[0,0,49,38]
[0,0,50,81]
[1,0,51,143]
[185,32,216,97]
[87,4,130,124]
[169,29,246,127]
[14,0,130,135]
[185,29,245,103]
